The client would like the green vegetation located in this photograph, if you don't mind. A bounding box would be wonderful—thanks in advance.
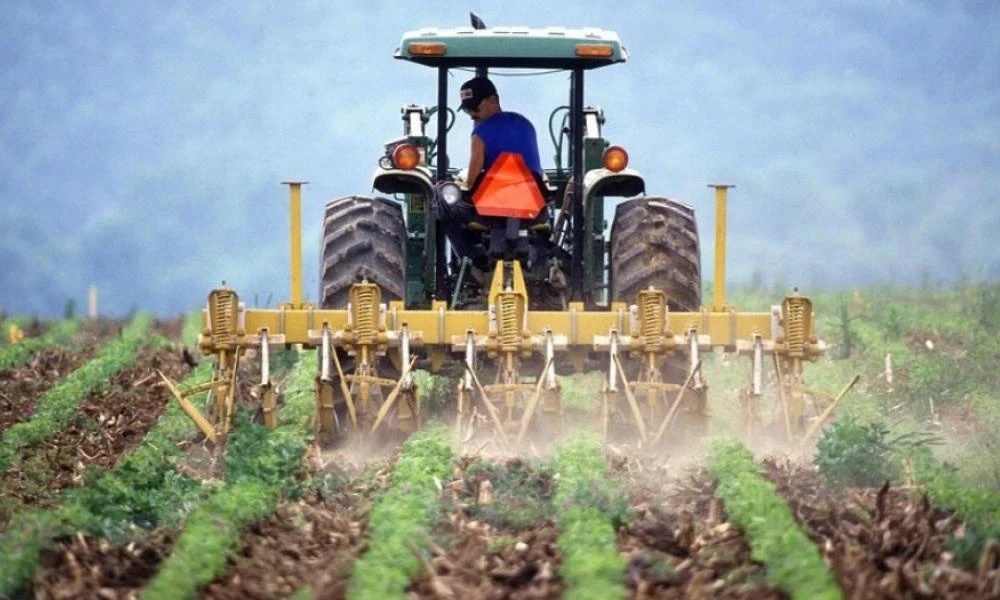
[912,456,1000,568]
[0,314,151,475]
[347,427,454,600]
[552,434,628,600]
[710,439,841,600]
[814,416,940,488]
[0,318,81,373]
[142,351,313,600]
[463,458,556,530]
[0,361,212,597]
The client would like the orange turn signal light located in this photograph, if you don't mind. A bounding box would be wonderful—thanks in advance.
[392,144,421,170]
[603,145,628,172]
[575,44,614,58]
[408,42,447,56]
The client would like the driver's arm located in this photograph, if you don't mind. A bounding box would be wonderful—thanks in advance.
[467,134,485,186]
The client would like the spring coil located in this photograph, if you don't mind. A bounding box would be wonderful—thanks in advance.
[351,285,377,345]
[639,292,665,351]
[784,297,807,351]
[210,290,237,348]
[498,293,520,351]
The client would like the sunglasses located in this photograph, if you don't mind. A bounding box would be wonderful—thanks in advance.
[462,99,484,114]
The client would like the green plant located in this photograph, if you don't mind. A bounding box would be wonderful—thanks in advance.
[710,439,840,600]
[551,434,628,600]
[142,352,317,600]
[815,416,898,488]
[347,427,454,599]
[0,314,151,475]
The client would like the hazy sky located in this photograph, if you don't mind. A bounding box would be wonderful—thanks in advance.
[1,1,998,316]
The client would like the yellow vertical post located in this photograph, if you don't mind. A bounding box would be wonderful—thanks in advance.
[708,184,735,311]
[282,181,308,308]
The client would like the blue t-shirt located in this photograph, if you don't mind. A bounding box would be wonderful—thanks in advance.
[472,111,542,176]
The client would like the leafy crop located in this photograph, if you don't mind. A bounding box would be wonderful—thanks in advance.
[912,455,1000,568]
[0,314,151,475]
[347,427,454,600]
[0,318,80,373]
[463,458,556,530]
[141,351,313,600]
[0,360,212,597]
[552,434,627,600]
[710,439,840,600]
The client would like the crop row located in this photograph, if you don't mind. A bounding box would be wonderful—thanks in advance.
[709,439,841,600]
[141,350,316,599]
[0,318,80,373]
[346,426,454,599]
[0,314,151,476]
[0,359,211,596]
[551,435,627,600]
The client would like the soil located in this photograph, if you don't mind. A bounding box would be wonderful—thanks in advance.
[7,332,996,599]
[0,327,193,526]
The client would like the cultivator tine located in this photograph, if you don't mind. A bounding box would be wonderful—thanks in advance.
[327,325,358,430]
[462,361,510,446]
[260,330,277,429]
[370,356,418,433]
[653,359,702,444]
[516,356,554,445]
[158,371,218,444]
[612,352,648,443]
[798,374,860,449]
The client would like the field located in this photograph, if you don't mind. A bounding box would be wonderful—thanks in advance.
[1,283,999,599]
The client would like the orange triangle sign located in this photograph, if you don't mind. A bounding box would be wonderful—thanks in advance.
[471,152,545,219]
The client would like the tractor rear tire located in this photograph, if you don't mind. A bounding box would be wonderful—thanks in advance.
[610,196,701,311]
[320,195,406,308]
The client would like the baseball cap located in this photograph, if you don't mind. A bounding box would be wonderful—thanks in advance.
[459,77,498,111]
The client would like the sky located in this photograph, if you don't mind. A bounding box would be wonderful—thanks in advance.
[1,0,998,316]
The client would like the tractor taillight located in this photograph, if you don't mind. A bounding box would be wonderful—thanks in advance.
[575,44,614,58]
[408,42,447,56]
[603,146,628,172]
[393,143,421,170]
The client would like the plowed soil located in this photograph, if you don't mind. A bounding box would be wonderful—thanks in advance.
[0,321,118,435]
[763,457,1000,599]
[0,327,192,526]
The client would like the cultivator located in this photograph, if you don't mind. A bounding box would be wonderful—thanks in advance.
[165,21,853,450]
[165,184,849,450]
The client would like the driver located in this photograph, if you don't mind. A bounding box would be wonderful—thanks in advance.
[459,77,542,186]
[435,77,543,276]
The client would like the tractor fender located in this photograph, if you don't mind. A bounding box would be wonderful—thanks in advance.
[582,168,645,203]
[372,166,436,199]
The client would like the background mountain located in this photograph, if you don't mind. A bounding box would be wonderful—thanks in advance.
[1,0,997,316]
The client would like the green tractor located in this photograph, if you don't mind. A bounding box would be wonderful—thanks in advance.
[172,17,837,449]
[320,19,701,317]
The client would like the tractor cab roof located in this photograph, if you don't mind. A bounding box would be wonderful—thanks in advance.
[395,26,627,70]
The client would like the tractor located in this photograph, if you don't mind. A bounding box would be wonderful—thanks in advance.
[165,17,853,450]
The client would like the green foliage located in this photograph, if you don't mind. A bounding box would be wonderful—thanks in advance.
[180,310,202,349]
[141,480,277,600]
[551,434,628,600]
[912,454,1000,569]
[0,314,151,475]
[710,439,841,600]
[348,427,454,600]
[411,369,453,408]
[557,372,605,412]
[463,458,555,530]
[0,318,81,373]
[815,416,898,488]
[0,360,213,598]
[142,350,317,600]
